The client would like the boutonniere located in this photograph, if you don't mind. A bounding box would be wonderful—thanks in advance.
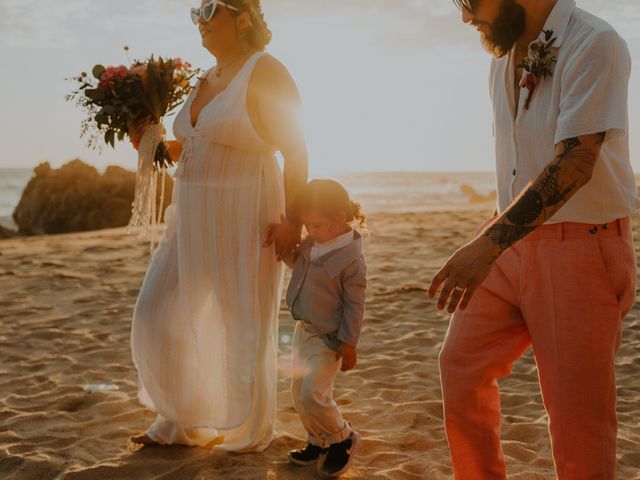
[517,29,557,110]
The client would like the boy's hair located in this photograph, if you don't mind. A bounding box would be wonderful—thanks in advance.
[294,179,366,228]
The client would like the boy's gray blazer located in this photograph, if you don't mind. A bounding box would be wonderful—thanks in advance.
[286,230,367,347]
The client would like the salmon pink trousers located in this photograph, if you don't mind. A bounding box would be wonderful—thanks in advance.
[439,218,636,480]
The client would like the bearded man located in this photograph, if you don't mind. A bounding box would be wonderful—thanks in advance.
[428,0,638,478]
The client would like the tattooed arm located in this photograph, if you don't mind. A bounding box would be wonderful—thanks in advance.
[483,132,606,255]
[428,131,606,312]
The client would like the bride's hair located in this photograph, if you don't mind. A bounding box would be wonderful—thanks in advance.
[294,180,367,228]
[229,0,272,50]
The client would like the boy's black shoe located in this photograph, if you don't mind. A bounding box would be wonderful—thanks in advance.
[317,431,361,478]
[288,443,324,466]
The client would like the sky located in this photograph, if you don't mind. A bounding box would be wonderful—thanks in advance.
[0,0,639,175]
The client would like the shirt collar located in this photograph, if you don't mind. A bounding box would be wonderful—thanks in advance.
[310,229,354,261]
[536,0,575,47]
[301,230,364,278]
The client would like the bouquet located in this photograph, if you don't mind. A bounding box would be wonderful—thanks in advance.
[67,51,200,239]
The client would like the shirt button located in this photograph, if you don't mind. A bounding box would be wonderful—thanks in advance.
[512,169,516,176]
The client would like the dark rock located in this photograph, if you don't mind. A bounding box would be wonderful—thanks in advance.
[460,184,497,203]
[0,224,18,238]
[13,159,173,235]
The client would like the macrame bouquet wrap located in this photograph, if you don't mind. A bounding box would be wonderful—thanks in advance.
[127,123,168,245]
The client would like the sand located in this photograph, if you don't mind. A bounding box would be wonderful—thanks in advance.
[1,208,639,479]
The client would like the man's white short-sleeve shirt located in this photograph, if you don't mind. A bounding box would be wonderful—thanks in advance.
[490,0,639,223]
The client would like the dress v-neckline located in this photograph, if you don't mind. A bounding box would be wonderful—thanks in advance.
[189,52,260,129]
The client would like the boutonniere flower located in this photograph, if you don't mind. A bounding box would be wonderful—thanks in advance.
[518,29,557,110]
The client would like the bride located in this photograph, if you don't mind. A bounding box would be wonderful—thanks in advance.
[129,0,308,452]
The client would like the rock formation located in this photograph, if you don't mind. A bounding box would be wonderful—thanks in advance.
[13,160,173,235]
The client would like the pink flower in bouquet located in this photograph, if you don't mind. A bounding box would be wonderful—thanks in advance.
[104,65,127,80]
[129,63,148,84]
[174,58,191,71]
[98,65,129,89]
[98,77,111,89]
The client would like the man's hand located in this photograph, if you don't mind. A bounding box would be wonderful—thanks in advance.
[336,343,357,372]
[428,131,607,314]
[428,236,501,313]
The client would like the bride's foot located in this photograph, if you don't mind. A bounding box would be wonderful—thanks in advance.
[130,433,161,446]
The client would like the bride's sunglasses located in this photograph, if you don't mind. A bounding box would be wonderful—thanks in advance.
[453,0,476,14]
[191,0,240,25]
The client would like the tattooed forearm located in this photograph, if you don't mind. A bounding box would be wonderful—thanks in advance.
[483,132,605,253]
[486,223,537,247]
[559,136,581,156]
[505,190,544,225]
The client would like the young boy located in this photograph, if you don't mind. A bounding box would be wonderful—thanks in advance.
[275,180,367,478]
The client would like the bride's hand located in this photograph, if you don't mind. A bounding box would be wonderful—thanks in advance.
[127,117,154,149]
[264,222,280,246]
[263,215,300,261]
[165,140,183,163]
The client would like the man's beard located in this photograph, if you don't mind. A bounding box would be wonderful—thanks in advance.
[481,0,526,58]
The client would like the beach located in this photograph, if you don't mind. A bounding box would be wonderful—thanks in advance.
[1,205,639,480]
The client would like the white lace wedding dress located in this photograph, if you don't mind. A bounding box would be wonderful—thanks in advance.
[130,51,285,451]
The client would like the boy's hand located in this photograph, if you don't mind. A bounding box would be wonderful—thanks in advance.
[336,343,357,372]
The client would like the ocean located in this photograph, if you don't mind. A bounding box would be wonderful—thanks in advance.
[0,168,496,230]
[0,169,33,229]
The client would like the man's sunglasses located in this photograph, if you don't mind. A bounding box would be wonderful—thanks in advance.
[453,0,476,14]
[191,0,240,25]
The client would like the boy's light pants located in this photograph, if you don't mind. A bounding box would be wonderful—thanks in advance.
[291,321,352,448]
[439,218,636,480]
